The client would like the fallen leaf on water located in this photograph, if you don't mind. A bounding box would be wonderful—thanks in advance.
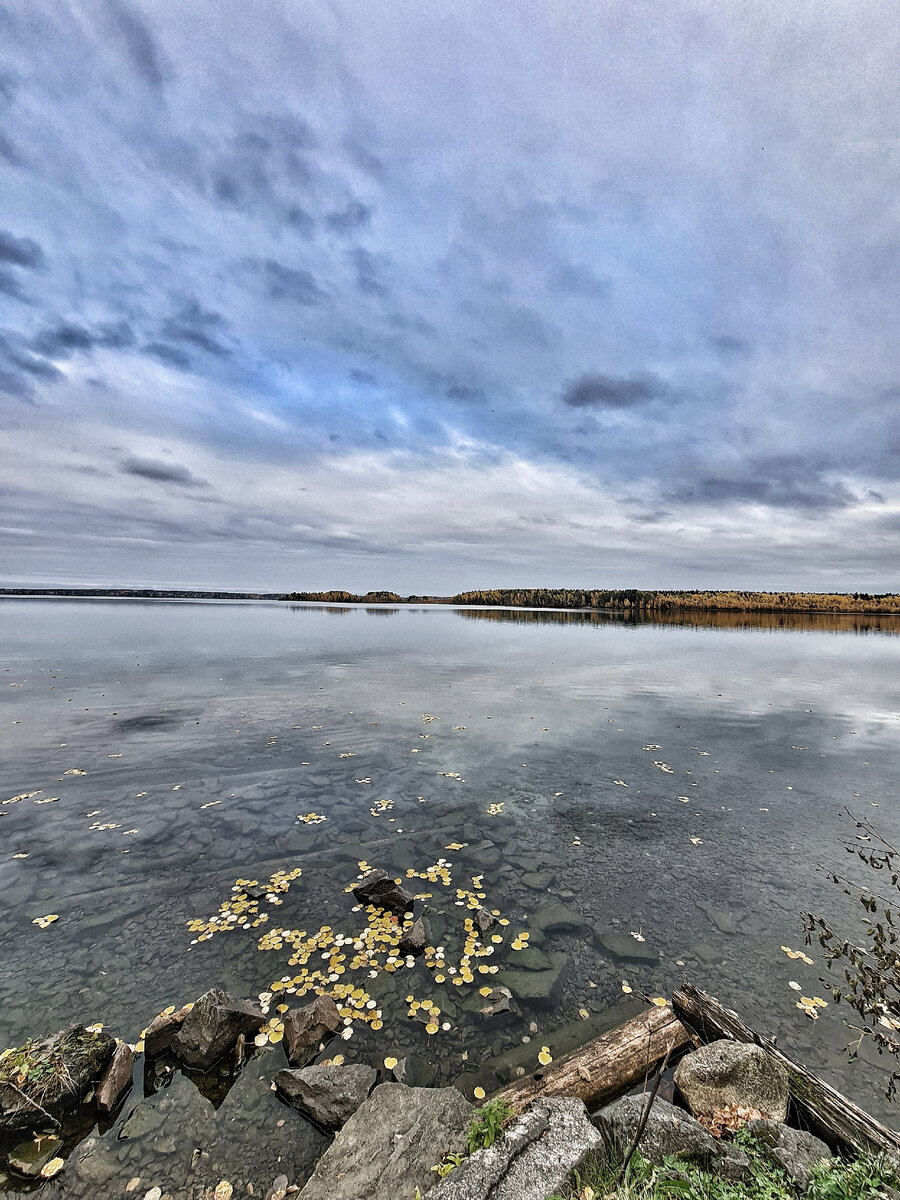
[621,982,633,994]
[690,837,703,845]
[537,1046,552,1066]
[12,853,28,859]
[214,1181,233,1200]
[64,768,87,775]
[32,914,59,929]
[578,1008,590,1020]
[629,931,645,942]
[473,1086,485,1100]
[40,1158,64,1179]
[650,997,668,1007]
[384,1056,398,1070]
[144,1189,162,1200]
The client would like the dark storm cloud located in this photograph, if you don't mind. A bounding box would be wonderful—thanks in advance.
[101,0,170,90]
[0,331,62,401]
[262,259,327,305]
[669,457,857,512]
[325,201,372,235]
[561,374,661,409]
[0,269,26,300]
[350,247,386,297]
[142,341,191,369]
[120,456,207,487]
[0,230,44,268]
[32,321,135,358]
[160,299,230,357]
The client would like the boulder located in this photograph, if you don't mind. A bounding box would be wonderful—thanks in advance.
[6,1134,62,1178]
[592,926,660,964]
[530,902,586,937]
[352,869,415,915]
[398,917,426,957]
[171,988,266,1071]
[595,1095,749,1181]
[745,1118,833,1189]
[283,994,342,1067]
[674,1040,790,1122]
[275,1063,377,1130]
[429,1096,603,1200]
[297,1082,471,1200]
[497,951,568,1008]
[474,908,496,935]
[0,1026,116,1131]
[143,1004,192,1057]
[96,1039,134,1112]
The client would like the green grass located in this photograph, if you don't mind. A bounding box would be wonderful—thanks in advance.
[466,1097,514,1154]
[547,1132,900,1200]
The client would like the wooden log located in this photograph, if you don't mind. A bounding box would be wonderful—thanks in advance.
[494,1003,690,1112]
[673,983,900,1159]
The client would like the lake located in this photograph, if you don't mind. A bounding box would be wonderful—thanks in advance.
[2,599,899,1194]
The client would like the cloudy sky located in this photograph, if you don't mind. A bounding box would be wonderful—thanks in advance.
[1,1,898,592]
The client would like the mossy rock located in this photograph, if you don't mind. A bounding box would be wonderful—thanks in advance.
[0,1026,116,1131]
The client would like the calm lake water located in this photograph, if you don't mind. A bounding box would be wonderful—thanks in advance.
[2,599,899,1194]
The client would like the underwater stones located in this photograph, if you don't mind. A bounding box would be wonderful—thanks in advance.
[275,1063,377,1131]
[0,1025,116,1131]
[522,870,557,891]
[96,1039,134,1112]
[351,869,415,916]
[674,1040,790,1122]
[6,1134,62,1178]
[510,945,553,972]
[297,1083,472,1200]
[398,916,426,957]
[591,925,659,964]
[700,902,738,934]
[474,907,496,934]
[283,995,342,1067]
[171,988,266,1071]
[497,951,568,1007]
[529,902,586,938]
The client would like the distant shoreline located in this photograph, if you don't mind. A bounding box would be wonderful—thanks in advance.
[2,585,899,617]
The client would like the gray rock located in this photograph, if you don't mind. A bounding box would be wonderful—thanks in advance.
[96,1039,134,1113]
[265,1175,289,1200]
[700,903,737,934]
[530,902,585,936]
[275,1063,377,1131]
[522,871,557,890]
[118,1098,166,1140]
[283,994,342,1067]
[297,1082,471,1200]
[171,988,266,1071]
[143,1003,192,1057]
[72,1136,119,1185]
[429,1097,603,1200]
[498,950,568,1007]
[674,1040,789,1121]
[474,907,496,934]
[398,916,426,957]
[351,869,415,915]
[745,1119,833,1189]
[595,1095,749,1181]
[592,926,660,963]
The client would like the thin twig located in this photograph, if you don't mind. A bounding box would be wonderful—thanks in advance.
[613,1040,674,1187]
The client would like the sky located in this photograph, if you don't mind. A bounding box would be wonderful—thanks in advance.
[1,0,898,593]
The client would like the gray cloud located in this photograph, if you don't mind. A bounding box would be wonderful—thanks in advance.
[561,374,660,409]
[325,201,372,235]
[120,456,207,487]
[160,299,230,357]
[262,259,326,305]
[0,229,44,268]
[32,321,135,358]
[101,0,171,90]
[669,457,858,512]
[350,247,386,297]
[142,341,191,369]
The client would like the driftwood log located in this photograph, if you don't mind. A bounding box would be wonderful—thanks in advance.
[494,1002,689,1112]
[673,983,900,1159]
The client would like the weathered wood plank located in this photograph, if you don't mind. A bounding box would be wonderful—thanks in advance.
[673,983,900,1158]
[494,1003,690,1112]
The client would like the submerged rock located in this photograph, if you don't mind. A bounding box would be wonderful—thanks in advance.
[171,988,266,1071]
[429,1096,603,1200]
[596,1095,749,1181]
[592,925,660,964]
[351,869,415,916]
[0,1025,116,1132]
[6,1134,62,1178]
[674,1040,790,1122]
[498,951,568,1007]
[283,994,342,1067]
[297,1082,471,1200]
[398,916,426,957]
[275,1063,377,1130]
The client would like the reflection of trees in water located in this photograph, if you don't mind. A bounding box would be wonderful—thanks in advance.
[287,604,354,615]
[454,607,900,636]
[365,607,399,616]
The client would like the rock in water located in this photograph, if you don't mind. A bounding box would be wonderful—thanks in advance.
[297,1083,471,1200]
[745,1119,833,1188]
[595,1095,749,1181]
[0,1026,116,1132]
[674,1040,790,1122]
[351,869,415,915]
[275,1063,377,1130]
[171,988,266,1071]
[398,917,426,957]
[6,1135,62,1178]
[143,1004,192,1057]
[96,1039,134,1112]
[283,995,342,1067]
[429,1097,602,1200]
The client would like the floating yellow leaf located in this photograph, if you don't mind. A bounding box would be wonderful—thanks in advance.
[214,1184,233,1200]
[425,1022,439,1035]
[537,1047,552,1066]
[64,768,87,775]
[649,997,668,1007]
[384,1056,398,1070]
[32,914,59,929]
[621,982,633,994]
[40,1158,64,1179]
[473,1086,486,1100]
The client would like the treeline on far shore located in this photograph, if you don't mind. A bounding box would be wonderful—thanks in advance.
[281,587,900,615]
